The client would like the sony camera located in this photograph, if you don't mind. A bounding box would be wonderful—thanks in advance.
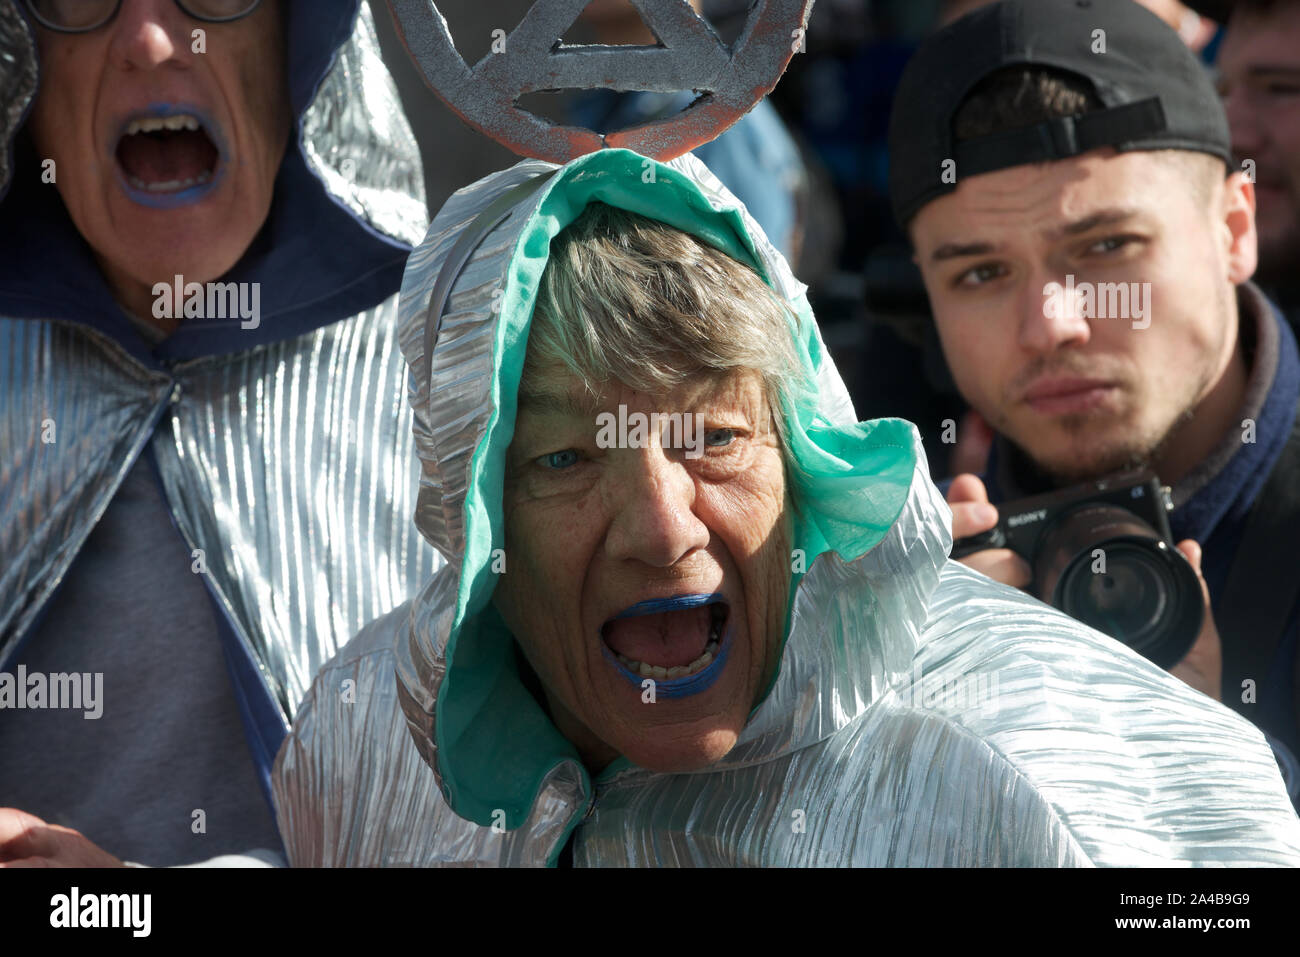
[951,470,1202,668]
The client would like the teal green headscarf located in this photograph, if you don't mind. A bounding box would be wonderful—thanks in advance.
[432,149,917,828]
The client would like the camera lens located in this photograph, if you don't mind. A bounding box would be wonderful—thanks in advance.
[1033,506,1202,669]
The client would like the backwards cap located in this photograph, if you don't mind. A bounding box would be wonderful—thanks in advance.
[888,0,1232,227]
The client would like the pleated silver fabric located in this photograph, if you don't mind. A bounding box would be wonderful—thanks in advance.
[273,151,1300,866]
[0,1,36,198]
[0,321,173,647]
[151,303,441,716]
[276,597,584,867]
[301,2,427,248]
[0,2,441,723]
[1,302,442,721]
[398,158,558,561]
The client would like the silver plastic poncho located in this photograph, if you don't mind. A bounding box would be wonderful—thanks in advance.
[0,1,441,749]
[273,148,1300,866]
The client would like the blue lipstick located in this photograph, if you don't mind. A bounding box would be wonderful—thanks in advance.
[614,593,724,618]
[602,592,730,699]
[112,102,227,210]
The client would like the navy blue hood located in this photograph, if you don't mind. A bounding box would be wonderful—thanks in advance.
[0,0,423,366]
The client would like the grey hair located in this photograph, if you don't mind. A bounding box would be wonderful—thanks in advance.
[525,202,808,458]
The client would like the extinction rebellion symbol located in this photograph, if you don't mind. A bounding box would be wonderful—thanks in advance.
[385,0,815,163]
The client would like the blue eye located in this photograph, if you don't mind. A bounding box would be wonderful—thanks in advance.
[705,428,736,447]
[539,449,580,470]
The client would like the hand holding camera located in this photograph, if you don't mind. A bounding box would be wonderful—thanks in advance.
[947,474,1031,589]
[948,473,1221,699]
[1166,539,1222,702]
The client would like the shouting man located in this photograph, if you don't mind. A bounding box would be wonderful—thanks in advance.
[0,0,439,865]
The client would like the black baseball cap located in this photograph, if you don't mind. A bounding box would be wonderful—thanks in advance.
[888,0,1233,228]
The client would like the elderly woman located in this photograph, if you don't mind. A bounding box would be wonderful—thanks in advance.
[273,149,1300,866]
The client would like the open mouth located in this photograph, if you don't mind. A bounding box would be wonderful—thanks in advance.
[601,593,728,681]
[115,112,221,195]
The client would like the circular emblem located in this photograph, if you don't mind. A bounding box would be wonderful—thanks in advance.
[386,0,814,162]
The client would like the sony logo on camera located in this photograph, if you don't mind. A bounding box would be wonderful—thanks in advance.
[1006,508,1048,529]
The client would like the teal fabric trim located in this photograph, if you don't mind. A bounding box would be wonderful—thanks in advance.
[434,149,917,828]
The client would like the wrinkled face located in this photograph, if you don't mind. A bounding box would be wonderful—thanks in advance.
[911,149,1253,484]
[24,0,290,308]
[1218,6,1300,285]
[492,367,792,774]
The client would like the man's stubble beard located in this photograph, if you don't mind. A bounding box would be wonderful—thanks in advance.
[1018,401,1198,487]
[1001,282,1233,488]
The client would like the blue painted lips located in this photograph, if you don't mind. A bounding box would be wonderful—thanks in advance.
[614,593,725,619]
[113,102,226,210]
[601,592,731,699]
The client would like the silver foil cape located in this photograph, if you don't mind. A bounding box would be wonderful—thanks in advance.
[273,153,1300,866]
[0,0,36,198]
[0,2,440,723]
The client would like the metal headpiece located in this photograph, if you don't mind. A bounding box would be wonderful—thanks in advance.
[385,0,814,163]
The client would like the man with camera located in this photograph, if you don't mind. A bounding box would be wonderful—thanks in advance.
[889,0,1300,803]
